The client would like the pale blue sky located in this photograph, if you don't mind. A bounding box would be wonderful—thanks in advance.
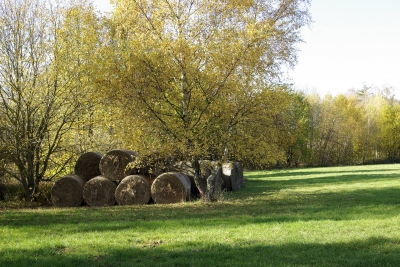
[92,0,400,98]
[290,0,400,98]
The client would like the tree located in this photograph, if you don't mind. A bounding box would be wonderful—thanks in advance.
[303,94,353,166]
[0,0,99,200]
[99,0,311,199]
[378,102,400,162]
[54,0,120,156]
[276,90,312,167]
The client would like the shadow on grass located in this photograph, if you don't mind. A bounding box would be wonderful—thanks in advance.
[246,169,394,179]
[247,186,400,223]
[1,186,400,232]
[1,236,400,267]
[1,165,400,231]
[2,167,400,266]
[245,170,399,193]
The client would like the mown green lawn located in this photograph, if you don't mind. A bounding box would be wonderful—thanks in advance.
[1,164,400,267]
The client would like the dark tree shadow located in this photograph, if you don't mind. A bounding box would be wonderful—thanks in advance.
[1,237,400,267]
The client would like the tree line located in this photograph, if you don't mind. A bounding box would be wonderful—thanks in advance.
[283,86,400,168]
[0,0,398,202]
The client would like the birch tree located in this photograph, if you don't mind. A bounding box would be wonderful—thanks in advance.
[0,0,99,200]
[101,0,311,199]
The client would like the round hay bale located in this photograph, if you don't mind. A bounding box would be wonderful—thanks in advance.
[222,162,240,191]
[74,152,103,181]
[51,175,86,207]
[207,167,223,201]
[222,164,232,191]
[235,162,244,189]
[99,150,138,181]
[115,175,151,205]
[151,172,191,204]
[83,176,117,207]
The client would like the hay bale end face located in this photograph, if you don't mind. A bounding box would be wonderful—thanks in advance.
[151,172,191,204]
[99,150,138,181]
[74,152,103,181]
[222,162,241,191]
[83,176,117,207]
[51,175,86,207]
[235,162,244,189]
[207,167,223,201]
[115,175,151,205]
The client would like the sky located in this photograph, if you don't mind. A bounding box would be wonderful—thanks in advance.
[290,0,400,98]
[92,0,400,98]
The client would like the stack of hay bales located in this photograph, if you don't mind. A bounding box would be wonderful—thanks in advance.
[51,152,103,207]
[83,149,140,206]
[51,150,139,207]
[51,149,244,207]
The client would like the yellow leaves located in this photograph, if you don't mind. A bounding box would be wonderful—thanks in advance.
[98,0,311,166]
[228,0,255,8]
[378,104,400,151]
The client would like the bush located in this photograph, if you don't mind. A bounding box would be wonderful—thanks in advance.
[0,178,53,208]
[33,181,53,206]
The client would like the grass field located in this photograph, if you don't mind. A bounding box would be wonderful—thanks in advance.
[1,164,400,266]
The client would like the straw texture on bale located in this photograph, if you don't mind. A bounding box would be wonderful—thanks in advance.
[99,150,138,181]
[235,162,244,189]
[74,152,103,181]
[51,175,86,207]
[206,167,223,201]
[83,176,117,207]
[222,162,241,191]
[151,172,191,204]
[115,175,151,205]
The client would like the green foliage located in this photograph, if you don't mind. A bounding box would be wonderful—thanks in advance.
[300,88,400,167]
[378,104,400,160]
[0,179,52,208]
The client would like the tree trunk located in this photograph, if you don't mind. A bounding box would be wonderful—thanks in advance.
[206,167,223,201]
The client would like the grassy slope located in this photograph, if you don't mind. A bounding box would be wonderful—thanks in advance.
[1,164,400,267]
